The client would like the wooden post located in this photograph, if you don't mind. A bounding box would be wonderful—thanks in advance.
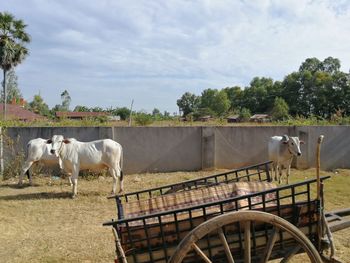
[112,227,128,263]
[316,135,324,201]
[316,135,324,253]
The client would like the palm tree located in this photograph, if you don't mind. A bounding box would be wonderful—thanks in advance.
[0,12,30,119]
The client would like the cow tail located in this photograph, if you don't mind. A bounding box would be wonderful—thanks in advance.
[120,145,124,181]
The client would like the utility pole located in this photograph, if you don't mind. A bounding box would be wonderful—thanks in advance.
[0,127,3,178]
[128,99,134,126]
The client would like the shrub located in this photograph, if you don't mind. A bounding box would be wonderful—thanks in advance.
[134,112,154,126]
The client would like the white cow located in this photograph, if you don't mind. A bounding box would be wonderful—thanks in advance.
[268,135,304,184]
[48,135,123,198]
[18,138,61,185]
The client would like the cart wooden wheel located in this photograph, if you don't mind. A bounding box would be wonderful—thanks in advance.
[168,210,322,263]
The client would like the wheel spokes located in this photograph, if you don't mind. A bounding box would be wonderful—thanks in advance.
[191,243,212,263]
[244,221,251,263]
[261,227,279,263]
[218,227,235,263]
[280,245,301,263]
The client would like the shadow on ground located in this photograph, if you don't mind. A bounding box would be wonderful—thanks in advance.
[0,191,72,201]
[0,183,41,189]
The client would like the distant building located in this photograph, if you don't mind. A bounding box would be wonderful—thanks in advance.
[226,115,240,123]
[0,103,46,121]
[198,115,212,122]
[250,114,271,123]
[55,111,110,120]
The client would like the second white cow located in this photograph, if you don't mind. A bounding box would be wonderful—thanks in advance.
[268,135,304,184]
[48,135,123,198]
[19,138,60,185]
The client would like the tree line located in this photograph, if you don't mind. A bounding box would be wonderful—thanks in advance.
[177,57,350,121]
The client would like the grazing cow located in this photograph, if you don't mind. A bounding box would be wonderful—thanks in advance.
[268,135,304,184]
[48,135,123,198]
[18,138,61,185]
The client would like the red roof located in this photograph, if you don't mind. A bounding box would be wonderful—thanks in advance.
[55,111,109,118]
[0,104,46,121]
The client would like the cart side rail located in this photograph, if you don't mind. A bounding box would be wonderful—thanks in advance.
[104,176,330,226]
[104,176,330,263]
[109,161,273,202]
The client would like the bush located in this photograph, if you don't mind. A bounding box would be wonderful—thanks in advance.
[134,112,154,126]
[1,132,25,180]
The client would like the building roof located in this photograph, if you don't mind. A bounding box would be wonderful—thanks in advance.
[226,115,240,119]
[0,104,46,121]
[55,111,109,118]
[250,114,270,119]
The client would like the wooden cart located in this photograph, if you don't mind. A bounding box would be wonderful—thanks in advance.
[104,136,350,263]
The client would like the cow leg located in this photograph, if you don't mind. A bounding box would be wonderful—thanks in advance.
[19,160,34,185]
[71,167,79,198]
[71,176,78,198]
[286,161,292,184]
[109,168,117,194]
[26,169,33,185]
[68,175,73,186]
[278,165,283,184]
[109,165,123,194]
[275,164,280,183]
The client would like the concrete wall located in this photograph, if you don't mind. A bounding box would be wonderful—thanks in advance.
[2,126,350,174]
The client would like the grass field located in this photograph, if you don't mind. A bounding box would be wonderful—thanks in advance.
[0,168,349,263]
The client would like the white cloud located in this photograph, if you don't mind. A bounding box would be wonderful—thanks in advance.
[2,0,350,113]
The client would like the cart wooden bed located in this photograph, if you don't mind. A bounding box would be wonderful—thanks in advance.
[104,136,350,263]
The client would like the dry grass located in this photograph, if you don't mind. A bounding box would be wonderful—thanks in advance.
[0,168,349,263]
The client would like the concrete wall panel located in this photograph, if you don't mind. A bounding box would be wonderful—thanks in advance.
[2,126,350,174]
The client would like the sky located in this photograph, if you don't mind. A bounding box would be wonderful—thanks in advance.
[2,0,350,114]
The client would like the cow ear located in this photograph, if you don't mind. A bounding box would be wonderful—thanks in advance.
[282,135,289,144]
[300,140,305,144]
[46,139,52,144]
[63,139,71,144]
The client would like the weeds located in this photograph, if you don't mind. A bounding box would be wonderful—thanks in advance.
[1,130,25,180]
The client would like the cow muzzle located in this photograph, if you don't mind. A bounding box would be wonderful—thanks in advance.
[297,152,302,156]
[50,149,56,155]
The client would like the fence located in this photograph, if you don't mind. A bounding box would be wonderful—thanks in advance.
[1,126,349,176]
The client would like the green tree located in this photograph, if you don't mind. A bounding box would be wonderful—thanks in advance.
[134,111,153,126]
[52,90,71,112]
[73,105,91,112]
[212,89,230,116]
[271,97,289,121]
[223,86,243,111]
[28,94,50,117]
[200,88,230,117]
[239,108,251,122]
[282,56,349,118]
[241,77,276,114]
[177,92,200,117]
[299,57,322,73]
[60,90,71,111]
[1,68,22,103]
[0,12,30,119]
[115,107,130,120]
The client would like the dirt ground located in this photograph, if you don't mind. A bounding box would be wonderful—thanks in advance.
[0,168,349,263]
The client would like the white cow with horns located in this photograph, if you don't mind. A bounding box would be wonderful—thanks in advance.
[18,138,60,186]
[268,135,304,184]
[48,135,124,198]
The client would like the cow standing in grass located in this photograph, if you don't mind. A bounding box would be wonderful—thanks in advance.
[19,138,60,185]
[268,135,304,184]
[48,135,123,198]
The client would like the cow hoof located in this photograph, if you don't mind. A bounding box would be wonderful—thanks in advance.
[71,194,77,199]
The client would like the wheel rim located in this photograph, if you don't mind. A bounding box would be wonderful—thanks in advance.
[168,210,322,263]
